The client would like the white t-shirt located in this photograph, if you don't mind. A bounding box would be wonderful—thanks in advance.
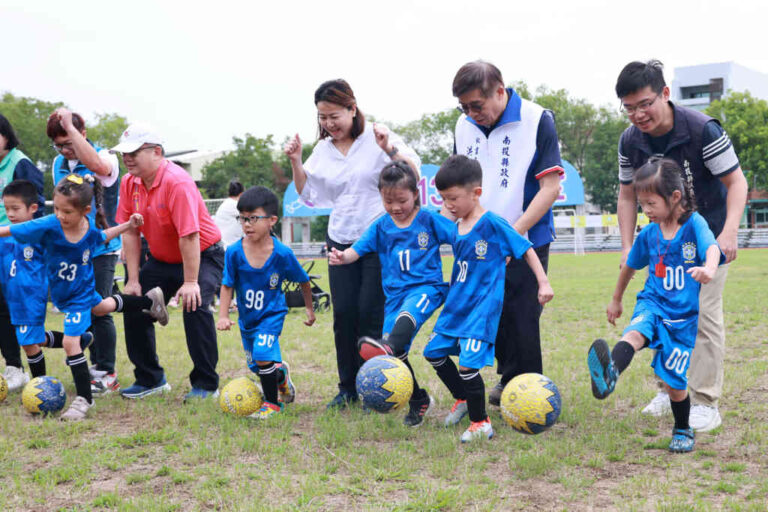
[300,124,420,244]
[214,197,243,248]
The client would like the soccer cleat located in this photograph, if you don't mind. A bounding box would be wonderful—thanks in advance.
[4,366,30,392]
[668,427,695,453]
[587,338,618,399]
[91,371,119,396]
[689,404,722,432]
[444,399,469,426]
[60,396,94,421]
[277,361,296,404]
[404,392,435,427]
[249,401,283,419]
[183,387,220,402]
[357,336,394,361]
[143,287,169,326]
[460,417,494,443]
[120,376,171,399]
[326,391,358,410]
[641,391,672,416]
[488,381,505,407]
[79,332,94,352]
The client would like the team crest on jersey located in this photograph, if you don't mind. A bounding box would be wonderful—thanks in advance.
[417,231,429,250]
[82,249,90,265]
[23,246,34,261]
[269,273,279,289]
[475,239,488,259]
[631,315,644,326]
[682,242,696,264]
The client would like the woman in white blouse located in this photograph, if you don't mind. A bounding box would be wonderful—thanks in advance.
[284,79,420,409]
[214,180,244,248]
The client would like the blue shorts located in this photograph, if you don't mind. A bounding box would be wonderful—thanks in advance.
[241,327,282,371]
[624,301,698,390]
[15,324,46,346]
[63,309,92,337]
[422,333,495,369]
[383,284,448,352]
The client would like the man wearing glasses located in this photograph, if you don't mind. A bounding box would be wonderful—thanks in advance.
[111,123,224,401]
[451,60,563,407]
[47,108,122,396]
[615,60,748,432]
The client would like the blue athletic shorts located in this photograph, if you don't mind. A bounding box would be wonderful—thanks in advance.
[241,327,282,370]
[383,284,448,352]
[15,324,45,347]
[422,333,494,369]
[63,309,92,337]
[624,300,698,390]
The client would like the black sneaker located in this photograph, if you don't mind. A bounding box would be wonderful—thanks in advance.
[488,382,505,407]
[326,391,358,410]
[357,336,394,361]
[403,392,435,427]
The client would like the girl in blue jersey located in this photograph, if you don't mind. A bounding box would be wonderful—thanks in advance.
[0,173,167,420]
[588,157,723,453]
[217,186,315,419]
[329,161,458,427]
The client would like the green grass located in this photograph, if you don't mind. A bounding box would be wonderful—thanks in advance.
[1,250,767,510]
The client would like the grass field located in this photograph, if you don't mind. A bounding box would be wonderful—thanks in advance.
[1,250,767,511]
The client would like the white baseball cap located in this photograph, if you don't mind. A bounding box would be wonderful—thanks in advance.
[110,122,165,153]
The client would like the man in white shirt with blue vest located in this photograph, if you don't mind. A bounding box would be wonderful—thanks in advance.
[452,61,563,406]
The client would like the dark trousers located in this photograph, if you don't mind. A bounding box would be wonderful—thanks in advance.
[123,244,224,390]
[0,283,21,368]
[89,254,118,373]
[494,243,550,385]
[327,237,385,395]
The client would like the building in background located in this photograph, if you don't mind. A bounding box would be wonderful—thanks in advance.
[671,62,768,111]
[167,149,225,181]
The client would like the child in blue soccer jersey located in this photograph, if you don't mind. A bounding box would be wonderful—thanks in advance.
[424,155,553,443]
[217,186,315,419]
[0,174,167,420]
[328,161,457,427]
[588,157,724,453]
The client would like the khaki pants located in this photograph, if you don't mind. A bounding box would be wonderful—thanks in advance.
[655,263,729,407]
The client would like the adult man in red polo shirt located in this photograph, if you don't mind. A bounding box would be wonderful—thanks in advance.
[112,123,224,401]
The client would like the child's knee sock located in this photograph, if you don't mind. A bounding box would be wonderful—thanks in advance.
[611,340,635,374]
[671,395,691,430]
[388,316,416,355]
[258,363,279,404]
[66,353,92,403]
[111,294,152,313]
[426,356,465,400]
[402,356,425,401]
[26,350,46,378]
[459,368,486,423]
[45,330,63,349]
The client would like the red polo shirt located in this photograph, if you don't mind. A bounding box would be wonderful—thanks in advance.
[116,160,221,264]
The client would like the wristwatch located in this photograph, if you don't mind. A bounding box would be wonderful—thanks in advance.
[386,146,399,158]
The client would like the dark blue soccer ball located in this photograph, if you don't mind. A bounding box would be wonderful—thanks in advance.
[22,376,67,415]
[355,356,413,413]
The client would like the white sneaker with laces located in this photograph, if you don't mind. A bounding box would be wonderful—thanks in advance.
[89,365,101,380]
[60,396,94,421]
[641,391,672,417]
[460,419,494,443]
[689,404,722,432]
[4,366,30,392]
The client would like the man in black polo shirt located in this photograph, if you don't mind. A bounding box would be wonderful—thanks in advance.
[615,60,748,432]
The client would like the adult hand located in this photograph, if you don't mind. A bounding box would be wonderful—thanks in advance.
[123,280,142,297]
[606,299,623,326]
[328,247,345,265]
[283,134,303,164]
[373,123,392,154]
[216,317,234,331]
[176,282,202,312]
[52,108,75,131]
[717,228,738,263]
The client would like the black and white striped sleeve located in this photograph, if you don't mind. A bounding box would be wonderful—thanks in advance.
[618,132,634,185]
[702,121,740,177]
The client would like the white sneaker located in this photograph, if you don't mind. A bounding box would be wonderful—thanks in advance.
[641,391,672,417]
[689,404,722,432]
[4,366,30,392]
[60,396,94,421]
[88,365,101,380]
[460,418,494,443]
[144,287,169,326]
[91,371,119,396]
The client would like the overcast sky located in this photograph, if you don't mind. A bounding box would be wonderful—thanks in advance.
[3,0,766,153]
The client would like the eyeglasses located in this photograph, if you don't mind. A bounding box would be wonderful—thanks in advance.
[237,214,270,224]
[52,141,74,152]
[456,99,487,115]
[121,145,158,159]
[620,94,659,116]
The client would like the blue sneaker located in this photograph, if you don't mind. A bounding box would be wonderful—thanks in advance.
[120,376,171,399]
[80,332,94,352]
[669,428,695,453]
[183,387,220,402]
[587,338,618,399]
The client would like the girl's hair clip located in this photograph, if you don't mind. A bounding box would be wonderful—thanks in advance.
[66,174,84,185]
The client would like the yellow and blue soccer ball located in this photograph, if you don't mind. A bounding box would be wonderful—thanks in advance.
[219,377,264,416]
[0,374,7,402]
[500,373,561,434]
[22,376,67,415]
[356,356,413,413]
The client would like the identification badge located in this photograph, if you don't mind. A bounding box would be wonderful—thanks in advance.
[654,261,666,278]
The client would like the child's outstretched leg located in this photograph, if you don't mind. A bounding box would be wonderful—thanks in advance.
[588,332,645,399]
[458,366,493,443]
[252,361,283,419]
[401,355,434,427]
[60,334,94,421]
[425,355,467,426]
[95,287,168,326]
[667,386,695,453]
[22,344,45,378]
[43,330,93,352]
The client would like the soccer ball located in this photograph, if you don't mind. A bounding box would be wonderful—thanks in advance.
[500,373,562,434]
[219,377,264,416]
[22,376,67,415]
[356,356,413,413]
[0,374,7,402]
